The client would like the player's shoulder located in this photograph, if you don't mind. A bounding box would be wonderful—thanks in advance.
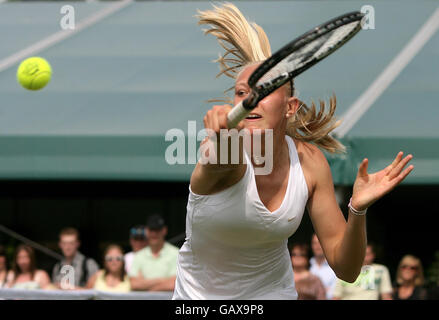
[294,139,328,164]
[294,139,331,174]
[293,139,332,193]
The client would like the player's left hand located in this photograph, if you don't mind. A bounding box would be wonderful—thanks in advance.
[351,151,414,211]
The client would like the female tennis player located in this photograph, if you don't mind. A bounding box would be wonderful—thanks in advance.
[172,3,414,300]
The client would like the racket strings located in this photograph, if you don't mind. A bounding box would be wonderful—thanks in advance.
[284,21,360,73]
[313,21,361,58]
[254,19,361,97]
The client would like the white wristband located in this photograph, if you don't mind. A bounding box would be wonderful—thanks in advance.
[348,197,367,216]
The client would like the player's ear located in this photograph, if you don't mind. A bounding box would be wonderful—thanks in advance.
[286,96,299,118]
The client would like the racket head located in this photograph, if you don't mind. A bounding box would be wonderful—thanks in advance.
[247,11,364,103]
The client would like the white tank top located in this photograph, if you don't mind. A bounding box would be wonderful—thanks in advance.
[173,135,309,299]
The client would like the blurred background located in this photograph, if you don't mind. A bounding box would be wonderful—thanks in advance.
[0,0,438,294]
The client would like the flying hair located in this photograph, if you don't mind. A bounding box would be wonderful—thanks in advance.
[197,3,270,78]
[196,2,346,153]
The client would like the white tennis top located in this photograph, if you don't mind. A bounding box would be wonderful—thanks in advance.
[173,135,309,299]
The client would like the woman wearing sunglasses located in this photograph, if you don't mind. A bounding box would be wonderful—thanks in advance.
[393,255,427,300]
[87,244,131,293]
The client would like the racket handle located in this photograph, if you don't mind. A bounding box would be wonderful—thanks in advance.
[227,100,251,128]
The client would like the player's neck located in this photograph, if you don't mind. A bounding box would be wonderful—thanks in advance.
[250,133,288,172]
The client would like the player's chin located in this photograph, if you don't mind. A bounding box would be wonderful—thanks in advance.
[242,122,272,134]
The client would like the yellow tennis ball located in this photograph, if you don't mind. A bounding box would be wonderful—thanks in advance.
[17,57,52,90]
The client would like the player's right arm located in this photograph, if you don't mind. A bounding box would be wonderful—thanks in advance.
[190,104,247,195]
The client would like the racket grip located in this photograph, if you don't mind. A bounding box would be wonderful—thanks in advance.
[227,101,250,128]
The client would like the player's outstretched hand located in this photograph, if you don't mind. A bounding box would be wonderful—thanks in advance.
[351,152,414,211]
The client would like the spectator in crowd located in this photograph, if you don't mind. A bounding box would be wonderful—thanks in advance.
[129,214,179,291]
[310,233,337,299]
[333,243,393,300]
[52,227,99,289]
[87,244,131,293]
[0,245,9,288]
[5,244,51,289]
[290,243,326,300]
[124,225,148,274]
[393,254,428,300]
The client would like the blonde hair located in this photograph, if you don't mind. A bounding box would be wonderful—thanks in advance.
[396,255,425,286]
[197,2,345,153]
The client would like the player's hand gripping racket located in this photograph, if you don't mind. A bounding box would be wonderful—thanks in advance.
[227,11,364,128]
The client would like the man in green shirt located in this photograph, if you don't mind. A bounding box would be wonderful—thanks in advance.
[129,214,179,291]
[333,243,393,300]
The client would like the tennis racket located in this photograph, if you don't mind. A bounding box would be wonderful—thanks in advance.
[227,11,364,128]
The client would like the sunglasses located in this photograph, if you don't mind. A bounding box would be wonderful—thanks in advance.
[105,256,123,262]
[130,228,146,238]
[401,265,419,271]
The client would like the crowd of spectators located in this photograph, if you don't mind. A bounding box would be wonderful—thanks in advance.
[0,214,178,293]
[290,234,439,300]
[0,222,438,299]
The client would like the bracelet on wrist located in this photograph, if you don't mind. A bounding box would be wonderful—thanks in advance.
[348,197,367,216]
